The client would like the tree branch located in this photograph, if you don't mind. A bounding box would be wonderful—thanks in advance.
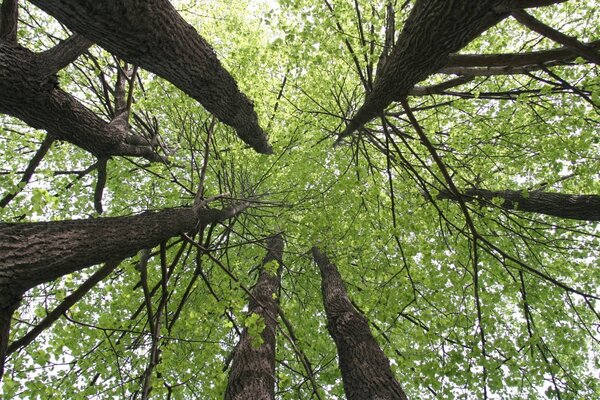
[38,33,93,74]
[0,134,54,208]
[512,10,600,64]
[409,76,475,96]
[0,202,251,293]
[337,0,511,143]
[30,0,271,154]
[438,187,600,221]
[6,260,120,356]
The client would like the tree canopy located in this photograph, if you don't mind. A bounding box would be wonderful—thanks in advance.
[0,0,599,399]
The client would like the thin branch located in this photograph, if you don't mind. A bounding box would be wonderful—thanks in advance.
[6,260,120,356]
[512,10,600,65]
[409,76,475,96]
[0,134,54,208]
[94,157,108,214]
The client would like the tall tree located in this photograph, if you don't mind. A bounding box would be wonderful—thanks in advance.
[29,0,272,154]
[0,0,598,398]
[225,234,284,400]
[0,202,249,378]
[312,247,408,400]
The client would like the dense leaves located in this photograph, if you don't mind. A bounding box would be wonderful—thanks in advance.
[0,0,598,399]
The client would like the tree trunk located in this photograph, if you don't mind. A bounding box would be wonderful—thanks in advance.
[225,234,284,400]
[438,188,600,221]
[0,203,249,305]
[312,247,408,400]
[0,203,248,380]
[339,0,512,140]
[29,0,272,154]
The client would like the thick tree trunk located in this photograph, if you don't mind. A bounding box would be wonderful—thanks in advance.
[0,203,248,380]
[438,188,600,221]
[0,40,162,161]
[0,203,249,305]
[338,0,512,140]
[312,247,408,400]
[29,0,271,154]
[225,234,284,400]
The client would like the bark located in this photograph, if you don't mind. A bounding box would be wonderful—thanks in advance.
[312,247,408,400]
[438,188,600,221]
[445,40,600,68]
[338,0,512,142]
[0,202,249,306]
[0,0,18,42]
[225,234,284,400]
[0,40,162,161]
[29,0,272,154]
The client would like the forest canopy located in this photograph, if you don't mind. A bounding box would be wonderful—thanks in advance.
[0,0,599,399]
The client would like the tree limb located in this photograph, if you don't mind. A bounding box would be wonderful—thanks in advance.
[6,260,120,356]
[30,0,272,154]
[38,33,93,75]
[337,0,512,143]
[0,134,54,208]
[512,10,600,64]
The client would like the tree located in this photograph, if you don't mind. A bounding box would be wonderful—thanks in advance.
[0,0,598,398]
[312,247,407,400]
[225,234,284,400]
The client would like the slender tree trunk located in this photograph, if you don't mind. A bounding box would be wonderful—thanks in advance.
[438,188,600,221]
[312,247,408,400]
[30,0,271,154]
[225,234,284,400]
[338,0,513,140]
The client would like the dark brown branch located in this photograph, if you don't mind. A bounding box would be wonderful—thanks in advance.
[0,134,54,208]
[30,0,271,154]
[438,188,600,221]
[0,292,19,380]
[337,0,511,143]
[0,0,18,42]
[409,76,475,96]
[0,202,250,299]
[93,157,108,214]
[312,247,407,400]
[512,10,600,65]
[6,260,119,356]
[38,33,93,75]
[508,0,568,8]
[0,43,162,161]
[446,40,600,68]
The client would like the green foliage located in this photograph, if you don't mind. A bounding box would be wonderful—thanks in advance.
[1,0,599,399]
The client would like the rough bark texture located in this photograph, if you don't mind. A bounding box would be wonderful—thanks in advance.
[312,247,408,400]
[338,0,512,140]
[438,188,600,221]
[225,234,284,400]
[0,0,18,42]
[0,203,249,306]
[30,0,271,154]
[0,40,162,160]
